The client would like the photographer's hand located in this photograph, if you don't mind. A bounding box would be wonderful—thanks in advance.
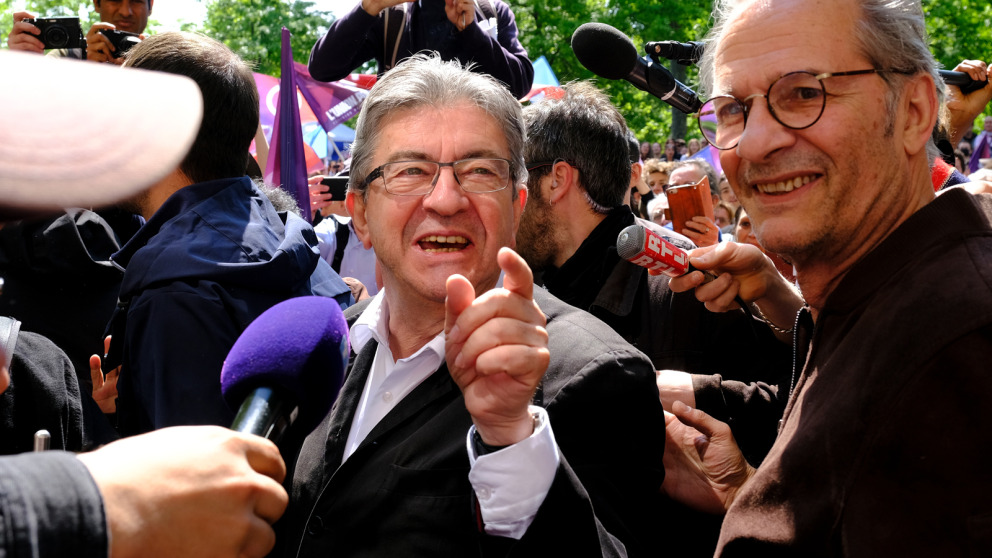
[7,12,44,53]
[86,22,121,65]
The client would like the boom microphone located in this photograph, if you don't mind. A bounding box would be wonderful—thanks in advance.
[939,70,989,95]
[221,296,349,444]
[644,40,705,66]
[572,22,702,114]
[616,224,694,278]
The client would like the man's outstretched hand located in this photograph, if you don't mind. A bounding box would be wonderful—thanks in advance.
[445,247,550,447]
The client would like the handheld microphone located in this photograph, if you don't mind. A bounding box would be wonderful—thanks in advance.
[617,224,760,335]
[644,40,705,66]
[616,224,693,278]
[221,296,350,443]
[939,70,989,95]
[571,22,702,114]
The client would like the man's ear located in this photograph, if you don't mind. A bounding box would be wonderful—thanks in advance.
[346,191,374,249]
[902,72,939,156]
[548,161,574,205]
[148,0,154,13]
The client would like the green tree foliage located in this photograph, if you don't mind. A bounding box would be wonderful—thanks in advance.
[515,0,992,142]
[514,0,712,144]
[202,0,331,76]
[923,0,992,132]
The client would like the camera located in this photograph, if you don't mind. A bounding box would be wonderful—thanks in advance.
[100,29,141,58]
[23,17,83,50]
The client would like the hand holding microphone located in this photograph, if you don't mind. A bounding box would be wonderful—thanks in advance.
[616,223,696,278]
[617,225,797,337]
[665,241,805,335]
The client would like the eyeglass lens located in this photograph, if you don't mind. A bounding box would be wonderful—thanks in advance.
[379,158,510,195]
[698,71,827,149]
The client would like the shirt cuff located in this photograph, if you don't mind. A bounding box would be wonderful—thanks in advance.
[465,405,560,539]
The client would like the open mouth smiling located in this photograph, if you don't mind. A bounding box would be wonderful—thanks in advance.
[419,235,469,253]
[755,174,817,194]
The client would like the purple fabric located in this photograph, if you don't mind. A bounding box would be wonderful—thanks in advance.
[969,132,990,174]
[293,61,367,137]
[264,28,311,222]
[220,296,349,437]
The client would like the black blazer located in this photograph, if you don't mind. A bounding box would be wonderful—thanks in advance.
[276,288,666,557]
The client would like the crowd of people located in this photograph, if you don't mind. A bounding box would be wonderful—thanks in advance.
[2,0,992,557]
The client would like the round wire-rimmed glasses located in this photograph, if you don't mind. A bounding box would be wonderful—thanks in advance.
[696,68,910,150]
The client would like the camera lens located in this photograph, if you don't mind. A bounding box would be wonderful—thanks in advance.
[45,26,69,49]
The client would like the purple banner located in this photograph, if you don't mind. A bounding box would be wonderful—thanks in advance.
[263,28,311,223]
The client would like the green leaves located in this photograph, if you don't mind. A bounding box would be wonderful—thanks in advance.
[513,0,712,144]
[202,0,331,76]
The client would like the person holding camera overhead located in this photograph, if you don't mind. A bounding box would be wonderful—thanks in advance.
[7,0,151,64]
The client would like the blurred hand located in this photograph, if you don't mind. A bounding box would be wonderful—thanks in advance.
[77,426,289,558]
[944,59,991,146]
[360,0,412,16]
[308,174,335,215]
[85,22,123,65]
[7,12,44,53]
[661,401,754,514]
[445,0,475,31]
[90,336,119,414]
[681,215,720,247]
[445,247,550,446]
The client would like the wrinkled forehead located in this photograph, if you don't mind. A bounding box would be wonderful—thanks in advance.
[713,0,860,95]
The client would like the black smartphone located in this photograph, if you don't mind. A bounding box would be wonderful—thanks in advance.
[320,177,349,201]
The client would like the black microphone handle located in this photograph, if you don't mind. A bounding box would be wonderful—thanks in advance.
[230,386,299,443]
[627,57,702,114]
[939,70,988,95]
[644,40,705,66]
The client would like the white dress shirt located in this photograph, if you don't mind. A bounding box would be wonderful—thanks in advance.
[314,215,379,296]
[344,289,560,538]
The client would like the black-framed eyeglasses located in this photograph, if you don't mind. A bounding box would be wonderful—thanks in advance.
[696,68,911,150]
[363,157,512,196]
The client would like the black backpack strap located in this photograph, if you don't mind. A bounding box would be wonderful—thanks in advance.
[0,316,21,371]
[331,218,351,273]
[382,4,408,72]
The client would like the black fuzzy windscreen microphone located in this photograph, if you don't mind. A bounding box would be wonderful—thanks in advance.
[571,22,701,114]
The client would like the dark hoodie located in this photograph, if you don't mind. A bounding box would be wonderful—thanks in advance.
[106,176,352,436]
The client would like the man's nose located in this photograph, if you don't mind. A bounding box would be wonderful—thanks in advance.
[422,165,468,214]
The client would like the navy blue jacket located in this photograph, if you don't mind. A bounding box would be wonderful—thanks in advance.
[107,177,353,436]
[308,0,533,99]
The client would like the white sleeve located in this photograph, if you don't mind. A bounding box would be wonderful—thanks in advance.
[465,406,559,539]
[312,217,338,264]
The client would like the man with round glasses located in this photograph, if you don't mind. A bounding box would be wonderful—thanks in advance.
[275,53,666,557]
[661,0,992,554]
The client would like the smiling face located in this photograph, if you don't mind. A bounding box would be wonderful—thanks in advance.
[349,102,524,309]
[714,0,930,281]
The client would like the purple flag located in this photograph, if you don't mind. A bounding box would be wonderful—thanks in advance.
[264,28,311,223]
[294,62,367,135]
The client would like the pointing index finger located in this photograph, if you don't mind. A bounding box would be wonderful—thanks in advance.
[497,247,533,301]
